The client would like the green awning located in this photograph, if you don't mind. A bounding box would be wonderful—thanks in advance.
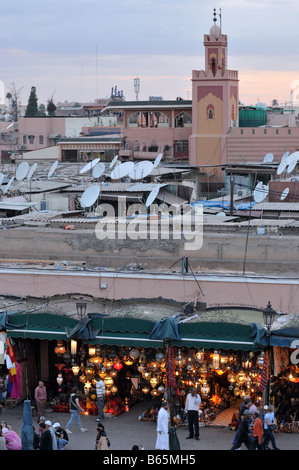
[6,313,256,351]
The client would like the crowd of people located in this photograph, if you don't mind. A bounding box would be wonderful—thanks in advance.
[230,395,280,450]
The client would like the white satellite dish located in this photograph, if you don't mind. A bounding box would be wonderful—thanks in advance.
[280,188,289,200]
[111,161,134,180]
[253,182,268,202]
[79,158,100,175]
[263,153,274,163]
[80,184,100,208]
[3,176,14,194]
[153,153,163,169]
[109,155,119,169]
[287,158,298,174]
[277,159,288,175]
[92,162,106,179]
[27,162,38,181]
[129,161,154,180]
[16,162,29,181]
[145,186,160,207]
[48,161,58,178]
[217,211,226,216]
[281,151,289,163]
[0,173,4,186]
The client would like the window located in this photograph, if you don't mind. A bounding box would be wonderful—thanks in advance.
[23,135,27,144]
[39,135,44,145]
[28,135,35,144]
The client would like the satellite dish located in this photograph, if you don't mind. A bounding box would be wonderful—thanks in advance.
[109,155,119,169]
[80,158,100,175]
[277,159,288,175]
[287,158,298,174]
[281,151,289,163]
[92,162,105,179]
[110,161,134,180]
[153,153,163,169]
[0,173,4,186]
[280,188,289,200]
[27,163,38,181]
[16,162,29,181]
[48,161,58,178]
[217,211,226,216]
[253,182,268,202]
[145,186,160,207]
[263,153,274,163]
[3,176,14,194]
[80,184,100,208]
[129,161,154,180]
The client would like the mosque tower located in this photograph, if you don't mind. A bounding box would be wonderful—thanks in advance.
[190,9,239,174]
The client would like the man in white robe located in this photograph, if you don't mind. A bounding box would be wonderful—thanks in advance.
[155,401,169,450]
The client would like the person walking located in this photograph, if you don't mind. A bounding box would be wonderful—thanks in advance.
[155,401,169,450]
[95,375,106,422]
[185,387,201,441]
[230,410,252,450]
[65,386,88,434]
[250,412,263,450]
[34,380,47,421]
[261,405,280,450]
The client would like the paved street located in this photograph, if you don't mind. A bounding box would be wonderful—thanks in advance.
[1,399,298,452]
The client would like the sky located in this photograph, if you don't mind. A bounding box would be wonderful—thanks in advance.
[2,0,299,107]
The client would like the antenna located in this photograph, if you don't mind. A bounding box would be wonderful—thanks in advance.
[109,154,119,170]
[92,162,105,179]
[145,185,160,207]
[80,158,100,175]
[134,78,140,101]
[48,160,58,178]
[27,162,38,181]
[3,176,14,195]
[129,161,153,180]
[153,152,163,169]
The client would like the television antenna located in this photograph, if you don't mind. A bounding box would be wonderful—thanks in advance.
[16,161,29,181]
[80,184,100,208]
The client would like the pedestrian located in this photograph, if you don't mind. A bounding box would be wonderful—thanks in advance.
[230,410,252,450]
[66,386,88,434]
[232,396,252,446]
[34,380,47,421]
[32,425,40,450]
[250,412,263,450]
[155,401,169,450]
[95,422,110,449]
[185,387,201,441]
[2,426,22,450]
[95,374,106,423]
[53,422,69,450]
[45,420,58,450]
[37,416,46,436]
[0,426,7,450]
[39,422,53,450]
[261,405,280,450]
[95,429,109,450]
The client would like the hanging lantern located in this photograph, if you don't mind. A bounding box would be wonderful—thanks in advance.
[150,389,159,397]
[227,373,236,383]
[88,346,96,356]
[158,385,165,394]
[201,383,210,396]
[114,361,123,371]
[129,348,140,360]
[238,370,246,384]
[109,348,118,360]
[155,350,165,363]
[110,385,118,394]
[110,370,118,378]
[150,376,158,388]
[257,352,265,368]
[104,375,114,389]
[124,357,134,366]
[79,374,87,383]
[84,381,92,393]
[56,373,63,386]
[89,356,102,365]
[212,350,220,370]
[142,386,150,394]
[63,350,71,365]
[220,351,229,364]
[72,365,80,376]
[55,341,66,356]
[195,349,205,362]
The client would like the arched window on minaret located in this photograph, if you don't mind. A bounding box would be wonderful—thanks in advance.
[211,58,216,76]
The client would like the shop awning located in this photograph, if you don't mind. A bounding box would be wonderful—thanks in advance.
[5,313,258,351]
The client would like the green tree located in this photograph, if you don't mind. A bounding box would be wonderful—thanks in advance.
[47,98,57,116]
[271,99,279,107]
[25,86,39,116]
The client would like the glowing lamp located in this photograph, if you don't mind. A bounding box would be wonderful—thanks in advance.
[55,341,66,356]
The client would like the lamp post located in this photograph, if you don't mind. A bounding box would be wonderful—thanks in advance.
[262,301,276,405]
[76,301,87,320]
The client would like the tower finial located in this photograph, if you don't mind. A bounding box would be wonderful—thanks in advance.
[213,8,217,23]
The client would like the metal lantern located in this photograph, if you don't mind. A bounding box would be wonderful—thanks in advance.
[54,341,66,356]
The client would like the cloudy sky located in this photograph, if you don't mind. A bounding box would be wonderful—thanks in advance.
[2,0,299,107]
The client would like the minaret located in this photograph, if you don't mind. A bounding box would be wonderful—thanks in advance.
[190,9,239,171]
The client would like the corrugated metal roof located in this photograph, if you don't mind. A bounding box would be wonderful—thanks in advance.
[253,202,299,211]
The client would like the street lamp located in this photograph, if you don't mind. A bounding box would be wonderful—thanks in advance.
[263,301,276,334]
[262,301,276,405]
[76,301,87,320]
